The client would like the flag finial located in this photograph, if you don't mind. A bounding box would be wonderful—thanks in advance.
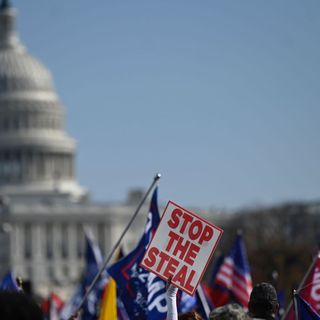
[154,173,161,181]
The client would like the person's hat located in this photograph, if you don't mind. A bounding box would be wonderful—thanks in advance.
[209,303,247,320]
[250,282,278,303]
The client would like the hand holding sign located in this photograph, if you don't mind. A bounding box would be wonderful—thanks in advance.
[141,201,223,295]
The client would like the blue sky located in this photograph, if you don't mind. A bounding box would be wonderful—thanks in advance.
[16,0,320,209]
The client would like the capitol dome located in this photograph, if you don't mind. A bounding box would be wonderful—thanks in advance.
[0,0,87,202]
[0,51,54,94]
[0,0,54,95]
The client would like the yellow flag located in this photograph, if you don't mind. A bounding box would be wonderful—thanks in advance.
[98,278,117,320]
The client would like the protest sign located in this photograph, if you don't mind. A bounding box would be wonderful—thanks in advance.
[141,201,223,295]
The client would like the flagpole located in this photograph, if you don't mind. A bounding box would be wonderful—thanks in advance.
[197,285,211,318]
[69,173,161,320]
[297,280,320,293]
[293,290,298,320]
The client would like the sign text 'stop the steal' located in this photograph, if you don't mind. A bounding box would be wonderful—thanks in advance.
[141,201,223,295]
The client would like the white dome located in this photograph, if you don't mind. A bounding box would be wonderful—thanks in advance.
[0,50,54,94]
[0,2,87,202]
[0,4,54,95]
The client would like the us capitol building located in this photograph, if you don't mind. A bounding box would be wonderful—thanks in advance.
[0,0,154,298]
[1,0,319,303]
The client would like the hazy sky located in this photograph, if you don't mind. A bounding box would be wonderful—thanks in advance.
[15,0,320,209]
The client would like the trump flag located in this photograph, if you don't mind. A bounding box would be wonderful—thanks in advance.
[108,187,167,320]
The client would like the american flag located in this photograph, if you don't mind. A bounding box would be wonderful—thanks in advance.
[206,233,253,309]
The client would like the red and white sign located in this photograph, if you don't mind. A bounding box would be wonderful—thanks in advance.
[141,201,223,295]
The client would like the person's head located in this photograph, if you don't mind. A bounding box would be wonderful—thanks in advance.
[0,291,43,320]
[248,282,279,319]
[178,310,203,320]
[209,303,248,320]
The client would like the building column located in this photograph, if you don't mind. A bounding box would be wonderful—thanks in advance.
[52,224,64,282]
[67,224,78,281]
[11,223,26,278]
[109,220,124,252]
[0,223,11,277]
[31,224,46,284]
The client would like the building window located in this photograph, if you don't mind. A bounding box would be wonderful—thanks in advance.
[0,152,22,182]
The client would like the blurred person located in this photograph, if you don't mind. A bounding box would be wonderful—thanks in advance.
[179,310,203,320]
[248,282,279,320]
[209,303,248,320]
[0,291,43,320]
[166,282,179,320]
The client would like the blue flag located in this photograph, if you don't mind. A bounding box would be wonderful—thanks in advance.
[276,288,285,319]
[207,253,225,288]
[60,229,107,320]
[178,285,210,320]
[203,253,225,308]
[294,294,320,320]
[0,271,20,291]
[108,187,167,320]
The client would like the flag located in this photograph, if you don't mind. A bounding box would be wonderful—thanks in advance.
[60,229,108,320]
[108,187,167,320]
[114,247,130,320]
[113,247,129,320]
[0,271,21,291]
[98,278,117,320]
[116,246,125,261]
[206,233,253,308]
[50,292,64,320]
[203,253,225,308]
[207,253,225,287]
[178,285,211,320]
[270,270,286,320]
[277,289,285,319]
[41,292,64,320]
[284,253,320,320]
[294,293,320,320]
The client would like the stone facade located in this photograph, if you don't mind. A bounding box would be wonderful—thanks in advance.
[0,199,148,298]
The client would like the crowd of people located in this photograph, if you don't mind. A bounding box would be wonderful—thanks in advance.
[0,281,279,320]
[165,281,279,320]
[0,190,308,320]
